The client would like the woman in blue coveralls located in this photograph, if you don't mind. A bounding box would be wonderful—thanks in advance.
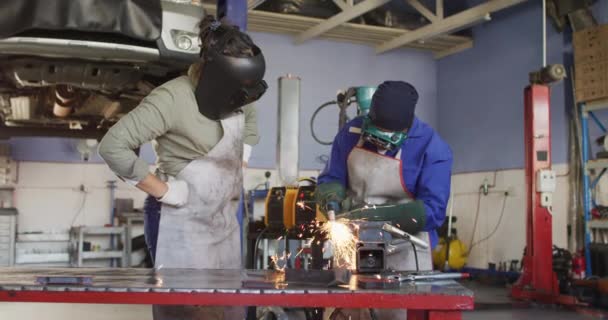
[316,80,453,320]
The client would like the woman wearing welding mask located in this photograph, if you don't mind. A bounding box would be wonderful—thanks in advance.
[99,15,267,320]
[317,81,452,319]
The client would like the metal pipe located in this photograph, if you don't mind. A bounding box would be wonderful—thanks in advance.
[107,180,117,267]
[581,107,592,275]
[0,126,106,139]
[277,75,301,186]
[542,0,547,67]
[381,224,429,249]
[263,238,269,269]
[447,188,454,238]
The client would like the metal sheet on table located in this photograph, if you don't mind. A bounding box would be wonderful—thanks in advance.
[0,268,473,298]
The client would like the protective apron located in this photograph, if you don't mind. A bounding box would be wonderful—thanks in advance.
[154,112,245,320]
[329,138,434,320]
[346,138,432,271]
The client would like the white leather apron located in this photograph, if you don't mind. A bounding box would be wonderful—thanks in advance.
[154,112,245,320]
[347,138,432,271]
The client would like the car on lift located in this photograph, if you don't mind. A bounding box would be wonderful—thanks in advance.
[0,0,204,139]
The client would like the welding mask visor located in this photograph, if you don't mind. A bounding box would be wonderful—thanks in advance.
[362,116,407,151]
[195,45,267,120]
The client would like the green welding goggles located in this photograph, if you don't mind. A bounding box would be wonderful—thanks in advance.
[361,116,407,151]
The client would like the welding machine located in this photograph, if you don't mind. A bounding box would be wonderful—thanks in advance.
[292,185,319,227]
[265,181,325,230]
[264,186,291,229]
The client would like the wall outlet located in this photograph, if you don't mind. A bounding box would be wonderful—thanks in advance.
[481,178,490,195]
[540,192,553,208]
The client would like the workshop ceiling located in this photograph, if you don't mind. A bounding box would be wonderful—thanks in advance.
[198,0,529,58]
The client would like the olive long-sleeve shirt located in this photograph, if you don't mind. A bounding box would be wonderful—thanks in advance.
[98,75,259,183]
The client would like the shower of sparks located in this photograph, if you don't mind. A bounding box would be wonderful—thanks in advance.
[296,201,314,211]
[294,248,304,258]
[320,219,357,269]
[271,251,290,272]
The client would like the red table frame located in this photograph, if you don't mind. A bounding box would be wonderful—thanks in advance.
[0,289,473,320]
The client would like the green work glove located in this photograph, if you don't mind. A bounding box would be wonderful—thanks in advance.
[337,200,427,234]
[315,182,346,216]
[340,196,354,213]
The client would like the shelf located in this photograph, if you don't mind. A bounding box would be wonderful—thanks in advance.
[18,233,69,242]
[589,220,608,229]
[116,212,144,219]
[16,253,69,264]
[582,98,608,113]
[81,251,124,260]
[586,159,608,171]
[73,227,125,235]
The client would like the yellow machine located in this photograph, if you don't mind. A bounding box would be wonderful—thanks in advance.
[264,180,326,229]
[432,237,468,270]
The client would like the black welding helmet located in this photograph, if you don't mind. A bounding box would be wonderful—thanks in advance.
[195,31,267,120]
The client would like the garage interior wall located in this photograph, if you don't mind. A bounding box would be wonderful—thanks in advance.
[438,1,608,268]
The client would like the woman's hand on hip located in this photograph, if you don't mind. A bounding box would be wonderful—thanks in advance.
[136,173,189,207]
[158,180,189,207]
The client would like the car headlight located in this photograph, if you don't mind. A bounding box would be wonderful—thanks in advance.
[176,35,193,50]
[170,30,199,53]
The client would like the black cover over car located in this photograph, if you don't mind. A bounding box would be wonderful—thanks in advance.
[0,0,162,41]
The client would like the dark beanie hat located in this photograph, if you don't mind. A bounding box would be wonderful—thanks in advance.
[368,81,419,131]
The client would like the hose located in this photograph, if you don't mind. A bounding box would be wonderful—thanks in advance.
[310,101,337,145]
[253,227,268,269]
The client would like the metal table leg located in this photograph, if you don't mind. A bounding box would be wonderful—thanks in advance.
[125,218,132,267]
[263,239,269,270]
[407,310,462,320]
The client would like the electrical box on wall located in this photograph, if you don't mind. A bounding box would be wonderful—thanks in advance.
[540,192,553,208]
[536,169,556,193]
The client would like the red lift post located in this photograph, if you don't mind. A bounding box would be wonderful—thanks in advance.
[511,84,559,302]
[511,65,575,304]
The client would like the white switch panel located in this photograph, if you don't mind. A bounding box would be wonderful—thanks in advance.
[536,169,556,193]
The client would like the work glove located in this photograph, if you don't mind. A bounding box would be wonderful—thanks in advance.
[337,200,427,234]
[340,196,355,213]
[315,182,346,218]
[158,180,189,207]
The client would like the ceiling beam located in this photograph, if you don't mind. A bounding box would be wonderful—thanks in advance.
[436,0,443,18]
[376,0,528,54]
[405,0,438,23]
[247,0,266,10]
[294,0,392,44]
[434,39,473,59]
[333,0,351,11]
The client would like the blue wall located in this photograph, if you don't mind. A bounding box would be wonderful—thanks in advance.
[8,32,438,170]
[249,32,437,169]
[438,1,608,173]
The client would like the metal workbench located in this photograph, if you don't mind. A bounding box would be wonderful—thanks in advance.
[0,267,473,319]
